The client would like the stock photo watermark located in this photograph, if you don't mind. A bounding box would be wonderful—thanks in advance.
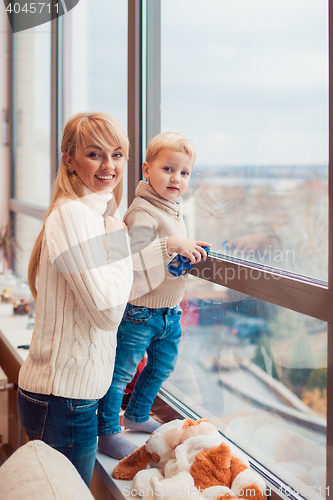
[228,248,296,265]
[3,0,80,32]
[166,248,297,286]
[123,485,329,498]
[123,485,273,498]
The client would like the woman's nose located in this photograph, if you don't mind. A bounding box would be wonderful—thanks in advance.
[102,156,114,170]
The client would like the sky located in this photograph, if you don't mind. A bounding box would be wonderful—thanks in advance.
[160,0,329,167]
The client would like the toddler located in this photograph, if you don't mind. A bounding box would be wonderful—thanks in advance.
[98,132,210,459]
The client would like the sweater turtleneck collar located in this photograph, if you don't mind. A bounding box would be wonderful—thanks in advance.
[80,185,114,216]
[135,181,182,219]
[194,186,240,216]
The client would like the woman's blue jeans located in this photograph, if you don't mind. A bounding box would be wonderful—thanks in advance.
[98,304,182,436]
[17,388,98,487]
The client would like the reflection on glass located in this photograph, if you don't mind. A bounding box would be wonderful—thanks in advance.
[165,277,327,498]
[14,25,51,208]
[183,168,328,281]
[15,214,43,280]
[161,0,328,281]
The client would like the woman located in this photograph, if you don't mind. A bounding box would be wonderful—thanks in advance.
[17,112,133,486]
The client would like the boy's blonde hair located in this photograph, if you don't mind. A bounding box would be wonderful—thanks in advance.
[28,111,129,300]
[145,132,196,165]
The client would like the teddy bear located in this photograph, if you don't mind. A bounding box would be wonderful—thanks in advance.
[113,418,267,500]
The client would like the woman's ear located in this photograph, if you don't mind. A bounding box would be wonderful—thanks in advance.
[142,161,149,179]
[196,172,206,187]
[63,153,75,172]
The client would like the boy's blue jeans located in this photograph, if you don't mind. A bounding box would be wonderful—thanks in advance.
[98,303,182,436]
[17,388,98,487]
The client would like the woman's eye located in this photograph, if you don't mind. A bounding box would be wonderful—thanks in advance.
[113,153,123,158]
[89,152,100,158]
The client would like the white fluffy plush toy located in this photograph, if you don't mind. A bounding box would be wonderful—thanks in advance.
[113,418,266,500]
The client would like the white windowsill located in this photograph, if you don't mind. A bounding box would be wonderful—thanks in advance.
[95,433,148,500]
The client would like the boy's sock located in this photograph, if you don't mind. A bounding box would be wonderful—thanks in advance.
[98,433,138,460]
[122,415,162,434]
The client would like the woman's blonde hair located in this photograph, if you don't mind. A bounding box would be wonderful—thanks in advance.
[28,111,129,299]
[145,132,196,165]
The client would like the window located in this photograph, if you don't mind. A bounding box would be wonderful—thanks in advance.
[166,276,327,494]
[11,24,52,277]
[15,214,43,278]
[13,26,51,209]
[10,0,129,277]
[63,0,128,214]
[161,0,328,281]
[157,0,330,496]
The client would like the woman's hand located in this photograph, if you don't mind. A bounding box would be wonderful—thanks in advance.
[105,216,127,233]
[167,237,211,265]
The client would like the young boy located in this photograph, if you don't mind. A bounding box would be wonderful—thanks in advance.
[97,132,210,459]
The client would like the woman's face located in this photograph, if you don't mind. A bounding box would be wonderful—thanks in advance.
[65,142,126,193]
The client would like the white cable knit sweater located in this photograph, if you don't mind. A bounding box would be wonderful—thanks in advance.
[18,188,133,399]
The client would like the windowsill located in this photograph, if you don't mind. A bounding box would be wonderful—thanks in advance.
[95,433,148,500]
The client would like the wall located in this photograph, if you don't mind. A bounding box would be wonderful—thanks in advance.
[0,6,10,229]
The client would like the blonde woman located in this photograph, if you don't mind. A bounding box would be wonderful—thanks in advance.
[17,112,133,486]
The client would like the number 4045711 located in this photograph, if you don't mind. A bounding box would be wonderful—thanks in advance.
[280,486,329,497]
[6,3,59,14]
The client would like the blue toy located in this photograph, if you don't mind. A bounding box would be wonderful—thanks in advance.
[167,246,210,277]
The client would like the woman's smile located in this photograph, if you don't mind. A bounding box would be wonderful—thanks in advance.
[95,173,116,183]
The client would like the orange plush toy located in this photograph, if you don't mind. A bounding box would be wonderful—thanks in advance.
[113,418,266,500]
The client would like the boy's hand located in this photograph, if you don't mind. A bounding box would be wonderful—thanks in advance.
[167,237,211,265]
[225,232,274,254]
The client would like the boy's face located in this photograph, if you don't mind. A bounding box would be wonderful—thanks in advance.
[142,150,193,201]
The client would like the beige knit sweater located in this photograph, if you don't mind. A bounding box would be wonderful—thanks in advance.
[125,181,188,308]
[18,188,133,399]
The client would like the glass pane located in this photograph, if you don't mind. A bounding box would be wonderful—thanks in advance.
[161,0,328,282]
[165,276,327,498]
[14,213,43,280]
[14,25,51,208]
[65,0,127,123]
[64,0,128,214]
